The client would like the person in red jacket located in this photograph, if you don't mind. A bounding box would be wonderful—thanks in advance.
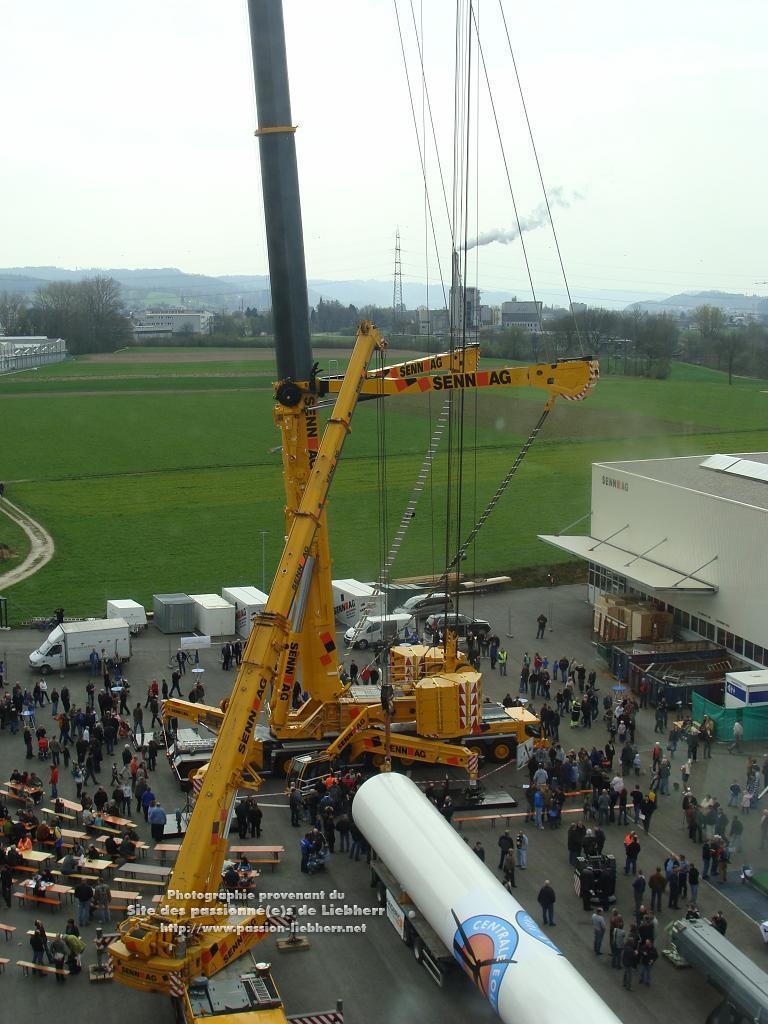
[49,763,59,798]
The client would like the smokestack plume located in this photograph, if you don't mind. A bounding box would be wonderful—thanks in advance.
[467,188,581,250]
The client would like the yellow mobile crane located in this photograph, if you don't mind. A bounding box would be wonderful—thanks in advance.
[161,347,597,793]
[108,322,386,1020]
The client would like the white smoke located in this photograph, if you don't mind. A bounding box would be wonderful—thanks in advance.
[467,187,582,250]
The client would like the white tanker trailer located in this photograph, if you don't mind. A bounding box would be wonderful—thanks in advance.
[354,772,621,1023]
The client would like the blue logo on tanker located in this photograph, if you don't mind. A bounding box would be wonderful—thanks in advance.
[452,914,518,1013]
[515,910,561,954]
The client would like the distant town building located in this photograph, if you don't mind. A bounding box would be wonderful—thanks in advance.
[479,304,500,327]
[131,311,213,340]
[0,336,66,374]
[501,300,543,331]
[450,283,480,332]
[417,307,450,336]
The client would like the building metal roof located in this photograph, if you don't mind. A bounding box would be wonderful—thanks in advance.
[593,452,768,513]
[538,534,718,593]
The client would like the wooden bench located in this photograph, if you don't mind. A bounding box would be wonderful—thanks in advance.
[42,808,76,822]
[0,923,16,941]
[41,839,74,852]
[453,807,582,831]
[228,845,284,872]
[114,877,166,889]
[0,958,8,972]
[1,790,35,804]
[250,854,279,872]
[88,823,121,836]
[15,890,61,910]
[17,959,68,977]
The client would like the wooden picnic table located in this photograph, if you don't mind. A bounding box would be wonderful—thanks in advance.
[100,813,136,829]
[57,857,114,875]
[229,845,284,856]
[41,807,76,823]
[154,843,285,870]
[60,828,87,841]
[21,880,72,901]
[1,788,41,805]
[6,781,43,797]
[120,862,171,880]
[228,845,284,872]
[16,880,72,910]
[53,798,83,821]
[153,842,181,863]
[93,834,149,858]
[21,849,53,865]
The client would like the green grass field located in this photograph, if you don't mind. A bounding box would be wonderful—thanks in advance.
[2,350,767,623]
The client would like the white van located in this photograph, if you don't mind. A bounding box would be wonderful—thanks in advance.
[393,592,453,617]
[344,613,413,649]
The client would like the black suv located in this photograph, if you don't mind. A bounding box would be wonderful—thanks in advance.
[424,613,492,639]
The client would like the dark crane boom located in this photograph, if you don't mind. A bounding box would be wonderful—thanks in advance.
[247,0,313,381]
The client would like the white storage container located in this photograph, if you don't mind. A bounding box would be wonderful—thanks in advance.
[221,586,269,639]
[106,599,147,629]
[189,594,236,637]
[724,668,768,708]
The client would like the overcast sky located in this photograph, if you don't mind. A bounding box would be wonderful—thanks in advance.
[1,1,766,305]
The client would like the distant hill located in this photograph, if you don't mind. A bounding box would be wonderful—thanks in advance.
[4,266,753,316]
[629,290,768,316]
[0,266,274,311]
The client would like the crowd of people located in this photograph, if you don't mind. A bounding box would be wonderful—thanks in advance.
[0,653,187,980]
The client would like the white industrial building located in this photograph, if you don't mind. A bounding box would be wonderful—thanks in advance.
[501,300,543,331]
[540,452,768,668]
[0,336,66,373]
[132,311,213,340]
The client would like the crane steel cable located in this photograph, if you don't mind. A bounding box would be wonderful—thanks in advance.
[393,0,449,312]
[468,3,550,359]
[407,0,454,244]
[416,0,439,583]
[351,402,553,681]
[452,0,474,626]
[496,0,584,355]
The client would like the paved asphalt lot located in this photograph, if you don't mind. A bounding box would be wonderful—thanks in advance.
[0,583,765,1023]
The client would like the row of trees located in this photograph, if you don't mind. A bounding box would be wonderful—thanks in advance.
[3,281,767,381]
[0,277,131,354]
[684,304,766,384]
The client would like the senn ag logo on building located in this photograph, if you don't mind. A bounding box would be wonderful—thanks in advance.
[601,475,629,492]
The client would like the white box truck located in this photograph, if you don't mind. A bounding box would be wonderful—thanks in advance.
[221,586,269,639]
[29,619,131,674]
[331,579,380,628]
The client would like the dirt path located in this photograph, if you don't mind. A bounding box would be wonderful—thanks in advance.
[0,498,54,590]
